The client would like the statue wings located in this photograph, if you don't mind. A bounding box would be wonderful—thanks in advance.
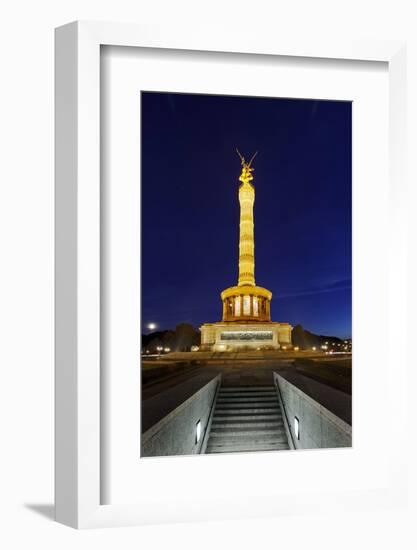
[236,148,258,168]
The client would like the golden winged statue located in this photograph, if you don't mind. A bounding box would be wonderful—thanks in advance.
[236,149,258,185]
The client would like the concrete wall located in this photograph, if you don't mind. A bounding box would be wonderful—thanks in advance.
[141,375,220,457]
[274,372,351,449]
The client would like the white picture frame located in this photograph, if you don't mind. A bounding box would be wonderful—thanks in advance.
[55,21,407,529]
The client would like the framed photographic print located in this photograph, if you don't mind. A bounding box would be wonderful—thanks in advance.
[55,21,407,528]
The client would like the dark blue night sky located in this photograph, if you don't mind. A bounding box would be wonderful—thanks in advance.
[141,92,352,338]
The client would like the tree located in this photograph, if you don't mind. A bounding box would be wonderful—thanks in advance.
[174,323,199,351]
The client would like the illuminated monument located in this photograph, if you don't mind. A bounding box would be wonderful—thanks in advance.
[200,151,293,351]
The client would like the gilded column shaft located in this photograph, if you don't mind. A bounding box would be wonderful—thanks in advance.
[238,183,255,286]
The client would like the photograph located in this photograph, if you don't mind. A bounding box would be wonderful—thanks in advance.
[140,91,352,457]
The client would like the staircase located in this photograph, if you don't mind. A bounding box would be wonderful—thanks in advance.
[205,385,290,454]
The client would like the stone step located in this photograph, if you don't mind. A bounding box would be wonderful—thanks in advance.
[219,386,275,392]
[217,396,278,403]
[214,407,280,414]
[208,431,288,441]
[217,397,278,402]
[218,391,277,399]
[219,388,275,392]
[206,442,290,453]
[213,414,282,421]
[210,428,285,441]
[213,415,283,422]
[213,415,283,423]
[211,420,284,430]
[207,432,287,441]
[206,438,289,449]
[215,403,279,410]
[216,399,279,406]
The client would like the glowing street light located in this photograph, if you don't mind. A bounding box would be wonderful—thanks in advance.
[147,323,157,331]
[195,420,202,444]
[294,416,300,440]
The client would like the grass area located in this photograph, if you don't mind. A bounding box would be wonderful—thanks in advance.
[141,360,201,387]
[140,355,353,394]
[293,358,352,395]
